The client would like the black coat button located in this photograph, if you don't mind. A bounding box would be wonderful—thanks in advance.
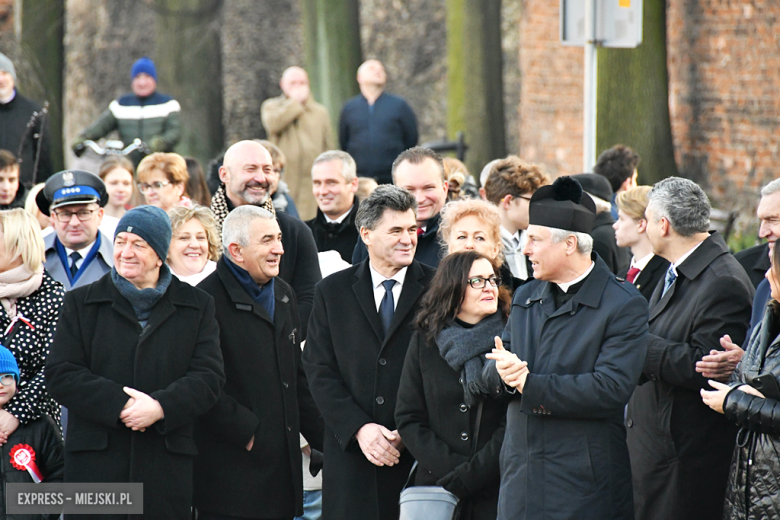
[459,377,463,384]
[282,382,289,388]
[378,358,387,366]
[460,432,469,441]
[459,404,468,413]
[626,419,634,428]
[287,426,291,432]
[376,396,385,405]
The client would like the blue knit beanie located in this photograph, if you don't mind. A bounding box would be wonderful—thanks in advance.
[0,346,20,383]
[131,57,157,82]
[115,206,172,261]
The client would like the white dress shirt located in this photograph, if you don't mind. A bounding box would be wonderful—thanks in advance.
[65,241,97,271]
[368,263,407,311]
[324,205,353,224]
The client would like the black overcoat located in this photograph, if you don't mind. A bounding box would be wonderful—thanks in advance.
[303,259,435,520]
[626,232,754,520]
[483,255,648,520]
[306,197,360,263]
[619,253,669,301]
[193,259,323,518]
[734,242,770,289]
[395,331,507,520]
[45,273,225,520]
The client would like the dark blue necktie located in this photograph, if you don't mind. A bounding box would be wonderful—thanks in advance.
[662,266,677,297]
[69,252,81,278]
[379,280,396,337]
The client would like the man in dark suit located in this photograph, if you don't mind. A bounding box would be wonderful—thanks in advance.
[303,185,435,520]
[194,205,323,520]
[352,147,448,267]
[306,150,360,263]
[626,177,754,520]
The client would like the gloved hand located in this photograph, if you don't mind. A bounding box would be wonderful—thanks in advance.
[149,136,167,152]
[71,136,86,157]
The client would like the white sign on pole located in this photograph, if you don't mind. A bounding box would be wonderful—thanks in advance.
[561,0,643,48]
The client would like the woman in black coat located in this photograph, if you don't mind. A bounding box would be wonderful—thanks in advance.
[395,251,509,520]
[45,206,224,520]
[702,243,780,520]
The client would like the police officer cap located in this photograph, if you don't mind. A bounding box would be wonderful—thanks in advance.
[528,176,597,234]
[36,170,109,216]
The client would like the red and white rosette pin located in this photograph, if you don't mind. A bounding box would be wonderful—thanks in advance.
[10,444,43,483]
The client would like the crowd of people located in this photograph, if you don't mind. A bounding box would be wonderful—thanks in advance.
[0,51,776,520]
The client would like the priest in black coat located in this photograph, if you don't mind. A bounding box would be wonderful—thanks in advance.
[303,185,435,520]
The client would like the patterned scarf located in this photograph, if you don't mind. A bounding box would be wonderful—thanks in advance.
[211,184,276,234]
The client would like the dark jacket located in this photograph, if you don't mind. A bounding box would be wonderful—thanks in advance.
[338,92,418,184]
[619,254,669,300]
[735,243,770,289]
[591,211,630,275]
[484,255,648,520]
[45,274,225,520]
[352,213,444,268]
[0,182,26,211]
[723,307,780,520]
[0,271,63,426]
[306,197,360,263]
[395,330,507,520]
[0,91,54,186]
[193,259,323,518]
[303,259,435,520]
[748,278,772,341]
[626,232,755,520]
[0,415,63,520]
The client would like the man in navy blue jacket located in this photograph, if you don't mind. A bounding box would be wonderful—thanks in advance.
[339,60,418,185]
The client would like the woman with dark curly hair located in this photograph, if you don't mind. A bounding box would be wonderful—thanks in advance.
[702,241,780,519]
[395,250,510,520]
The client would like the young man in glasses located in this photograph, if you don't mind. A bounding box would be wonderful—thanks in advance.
[37,169,114,290]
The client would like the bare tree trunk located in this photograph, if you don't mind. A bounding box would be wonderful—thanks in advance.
[446,0,506,176]
[154,0,224,169]
[301,0,362,132]
[596,0,678,184]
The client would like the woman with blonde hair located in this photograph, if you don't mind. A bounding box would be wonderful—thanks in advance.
[0,208,65,434]
[137,152,191,211]
[612,186,669,299]
[439,198,522,291]
[166,205,221,285]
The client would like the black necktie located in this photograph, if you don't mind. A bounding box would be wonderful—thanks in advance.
[69,252,82,278]
[379,280,396,337]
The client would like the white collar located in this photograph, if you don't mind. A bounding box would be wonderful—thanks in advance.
[369,262,408,288]
[631,253,655,271]
[671,240,705,275]
[556,262,595,293]
[324,205,354,224]
[64,241,97,259]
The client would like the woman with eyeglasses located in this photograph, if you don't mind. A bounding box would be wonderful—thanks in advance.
[137,152,192,211]
[0,209,65,438]
[395,250,510,520]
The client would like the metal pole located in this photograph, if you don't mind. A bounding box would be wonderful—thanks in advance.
[582,0,598,171]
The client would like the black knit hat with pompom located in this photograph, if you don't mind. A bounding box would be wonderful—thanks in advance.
[528,176,597,233]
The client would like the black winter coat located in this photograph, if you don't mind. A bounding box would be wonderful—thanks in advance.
[303,259,435,520]
[193,259,323,518]
[619,254,669,301]
[626,232,755,520]
[0,415,63,520]
[483,255,648,520]
[722,307,780,520]
[45,273,225,520]
[395,331,507,520]
[735,243,771,289]
[306,198,360,263]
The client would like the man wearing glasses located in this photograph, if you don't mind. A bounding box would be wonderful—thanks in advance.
[37,170,113,290]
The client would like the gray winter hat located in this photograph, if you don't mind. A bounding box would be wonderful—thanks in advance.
[0,53,16,83]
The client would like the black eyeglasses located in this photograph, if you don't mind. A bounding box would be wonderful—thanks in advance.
[467,276,501,289]
[0,374,15,386]
[53,209,96,223]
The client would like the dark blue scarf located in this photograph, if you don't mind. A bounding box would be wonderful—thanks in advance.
[223,257,275,321]
[111,264,172,327]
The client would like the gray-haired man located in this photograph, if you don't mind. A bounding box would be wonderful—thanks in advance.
[194,205,323,520]
[305,150,360,262]
[626,177,754,520]
[303,185,435,520]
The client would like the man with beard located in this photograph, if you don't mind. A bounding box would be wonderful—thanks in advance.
[211,140,321,336]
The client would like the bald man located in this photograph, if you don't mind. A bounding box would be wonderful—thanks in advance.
[262,66,335,221]
[339,59,418,185]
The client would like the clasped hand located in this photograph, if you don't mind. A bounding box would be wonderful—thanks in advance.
[356,423,403,467]
[695,334,744,382]
[119,387,164,432]
[485,337,529,392]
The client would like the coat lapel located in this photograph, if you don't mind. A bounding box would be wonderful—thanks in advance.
[352,261,384,342]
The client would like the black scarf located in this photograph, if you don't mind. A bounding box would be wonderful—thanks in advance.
[111,264,172,326]
[436,311,506,406]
